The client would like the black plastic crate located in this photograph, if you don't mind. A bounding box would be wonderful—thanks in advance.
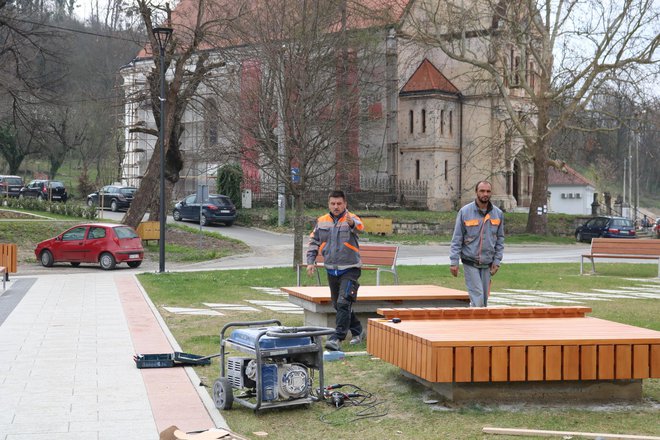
[134,352,211,369]
[134,353,174,368]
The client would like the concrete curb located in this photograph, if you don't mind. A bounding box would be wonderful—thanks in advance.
[132,274,229,430]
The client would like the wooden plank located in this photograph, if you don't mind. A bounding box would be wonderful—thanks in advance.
[482,426,660,439]
[545,346,562,380]
[436,347,453,382]
[473,347,490,382]
[454,347,472,382]
[580,345,597,380]
[651,345,660,377]
[633,345,649,379]
[527,346,544,380]
[615,345,632,379]
[598,345,615,380]
[491,346,508,382]
[563,345,580,380]
[509,346,526,381]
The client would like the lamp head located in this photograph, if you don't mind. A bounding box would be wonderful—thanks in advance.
[152,27,173,51]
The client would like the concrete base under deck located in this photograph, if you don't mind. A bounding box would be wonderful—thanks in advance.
[403,371,643,403]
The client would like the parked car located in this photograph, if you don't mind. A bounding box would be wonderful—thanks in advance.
[653,218,660,239]
[0,175,24,198]
[575,216,636,243]
[172,193,237,226]
[19,179,68,202]
[34,223,144,270]
[87,185,137,212]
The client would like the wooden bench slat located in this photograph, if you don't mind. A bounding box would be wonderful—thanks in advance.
[581,238,660,277]
[296,244,399,286]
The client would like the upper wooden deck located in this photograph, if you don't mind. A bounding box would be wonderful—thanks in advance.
[367,307,660,383]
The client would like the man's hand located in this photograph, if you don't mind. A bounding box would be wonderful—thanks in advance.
[345,211,354,227]
[306,264,316,276]
[490,264,499,275]
[450,265,459,277]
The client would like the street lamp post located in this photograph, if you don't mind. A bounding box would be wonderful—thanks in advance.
[153,27,173,273]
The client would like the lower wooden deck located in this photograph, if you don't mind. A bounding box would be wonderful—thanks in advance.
[367,307,660,383]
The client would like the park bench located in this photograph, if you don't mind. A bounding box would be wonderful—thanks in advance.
[580,238,660,277]
[0,243,17,289]
[367,306,660,403]
[296,244,399,286]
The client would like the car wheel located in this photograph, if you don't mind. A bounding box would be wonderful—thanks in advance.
[224,221,234,227]
[127,261,142,268]
[213,378,233,410]
[40,250,54,267]
[99,252,116,270]
[70,262,81,267]
[173,209,182,221]
[200,214,209,226]
[87,198,94,207]
[110,200,118,212]
[576,232,583,242]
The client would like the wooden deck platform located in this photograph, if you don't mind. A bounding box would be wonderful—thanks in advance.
[367,307,660,384]
[281,285,469,328]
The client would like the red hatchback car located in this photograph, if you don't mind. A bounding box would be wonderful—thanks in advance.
[35,223,144,270]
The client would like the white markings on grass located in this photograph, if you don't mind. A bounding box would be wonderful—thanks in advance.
[489,279,658,306]
[162,306,224,316]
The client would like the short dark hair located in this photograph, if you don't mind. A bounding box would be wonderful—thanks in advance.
[328,190,346,200]
[475,180,492,192]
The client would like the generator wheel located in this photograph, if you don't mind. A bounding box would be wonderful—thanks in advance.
[213,378,233,410]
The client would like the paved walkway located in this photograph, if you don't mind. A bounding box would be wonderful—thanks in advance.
[0,273,224,440]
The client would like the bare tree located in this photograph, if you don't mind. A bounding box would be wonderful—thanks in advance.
[123,0,238,228]
[209,0,392,266]
[405,0,659,233]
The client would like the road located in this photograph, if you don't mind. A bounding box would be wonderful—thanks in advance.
[111,210,591,266]
[17,209,591,276]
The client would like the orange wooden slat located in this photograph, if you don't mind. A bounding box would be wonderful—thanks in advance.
[633,345,649,379]
[545,346,562,380]
[651,345,660,377]
[454,347,472,382]
[527,346,544,381]
[615,345,632,379]
[580,345,597,380]
[436,347,453,382]
[491,346,508,382]
[563,345,580,380]
[473,347,491,382]
[598,345,615,379]
[509,346,526,381]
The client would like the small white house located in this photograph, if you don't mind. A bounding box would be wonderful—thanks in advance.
[548,165,596,215]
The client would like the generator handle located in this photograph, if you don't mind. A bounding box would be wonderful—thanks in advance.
[266,326,334,338]
[220,319,282,341]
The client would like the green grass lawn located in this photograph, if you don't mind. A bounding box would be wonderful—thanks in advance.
[138,263,660,440]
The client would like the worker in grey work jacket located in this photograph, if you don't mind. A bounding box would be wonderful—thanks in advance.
[449,180,505,307]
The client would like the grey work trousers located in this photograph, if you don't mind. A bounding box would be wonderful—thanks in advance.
[463,264,491,307]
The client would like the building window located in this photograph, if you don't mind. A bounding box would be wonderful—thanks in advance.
[415,160,420,181]
[409,110,414,134]
[528,62,535,89]
[440,110,445,135]
[421,109,426,133]
[444,160,448,181]
[449,111,453,135]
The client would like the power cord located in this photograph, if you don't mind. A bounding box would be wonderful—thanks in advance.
[319,383,388,424]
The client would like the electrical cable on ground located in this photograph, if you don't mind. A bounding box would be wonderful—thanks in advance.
[318,383,388,424]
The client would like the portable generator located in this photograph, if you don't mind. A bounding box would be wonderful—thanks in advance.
[213,319,334,412]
